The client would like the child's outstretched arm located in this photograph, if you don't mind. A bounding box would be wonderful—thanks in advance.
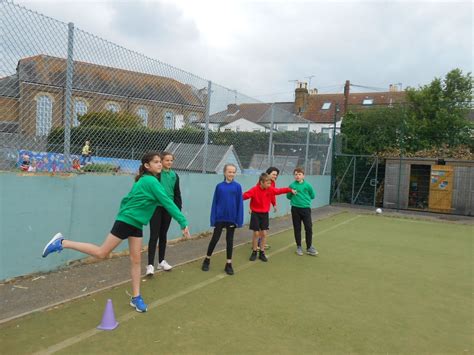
[272,186,293,196]
[242,187,254,200]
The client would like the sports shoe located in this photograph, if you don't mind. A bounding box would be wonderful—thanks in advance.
[158,260,172,271]
[201,258,210,271]
[42,233,64,257]
[296,246,303,256]
[258,251,268,262]
[249,250,257,261]
[307,246,319,256]
[145,264,154,276]
[130,295,148,312]
[224,263,234,275]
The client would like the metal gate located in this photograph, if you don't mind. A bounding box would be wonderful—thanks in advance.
[331,154,383,207]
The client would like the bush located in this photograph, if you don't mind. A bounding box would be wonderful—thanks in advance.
[82,163,118,173]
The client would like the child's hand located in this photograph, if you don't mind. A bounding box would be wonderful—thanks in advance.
[182,227,190,239]
[291,189,297,195]
[248,208,252,215]
[273,206,278,213]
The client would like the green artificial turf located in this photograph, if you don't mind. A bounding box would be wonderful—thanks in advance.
[1,213,472,354]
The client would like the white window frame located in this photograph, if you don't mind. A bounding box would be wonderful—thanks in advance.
[188,113,198,123]
[362,98,374,105]
[35,93,54,136]
[105,102,120,113]
[164,111,174,129]
[137,107,149,127]
[321,102,331,110]
[73,99,88,127]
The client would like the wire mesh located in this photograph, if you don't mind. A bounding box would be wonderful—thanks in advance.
[0,1,331,175]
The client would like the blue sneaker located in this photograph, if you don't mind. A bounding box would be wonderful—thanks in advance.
[42,233,64,257]
[130,295,148,312]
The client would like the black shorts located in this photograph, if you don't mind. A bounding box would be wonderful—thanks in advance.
[249,212,269,231]
[110,220,143,240]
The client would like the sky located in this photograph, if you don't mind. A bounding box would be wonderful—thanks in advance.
[9,0,474,102]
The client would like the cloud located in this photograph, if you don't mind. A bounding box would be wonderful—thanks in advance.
[10,0,473,102]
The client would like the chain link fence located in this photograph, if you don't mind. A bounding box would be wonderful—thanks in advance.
[0,1,331,176]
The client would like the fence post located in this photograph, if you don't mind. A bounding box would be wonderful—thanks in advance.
[373,156,379,207]
[330,103,339,200]
[267,103,274,166]
[63,22,75,169]
[351,156,357,204]
[396,111,405,210]
[304,120,311,173]
[202,80,212,173]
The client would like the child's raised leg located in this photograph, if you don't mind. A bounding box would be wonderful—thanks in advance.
[62,233,122,259]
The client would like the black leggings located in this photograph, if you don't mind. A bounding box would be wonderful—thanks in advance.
[206,222,236,260]
[148,206,172,265]
[291,207,313,249]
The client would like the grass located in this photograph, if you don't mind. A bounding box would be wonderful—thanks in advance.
[1,213,472,354]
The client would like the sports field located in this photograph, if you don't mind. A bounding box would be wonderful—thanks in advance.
[1,212,472,354]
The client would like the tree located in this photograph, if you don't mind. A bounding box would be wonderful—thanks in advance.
[341,69,473,155]
[405,68,472,150]
[341,106,405,154]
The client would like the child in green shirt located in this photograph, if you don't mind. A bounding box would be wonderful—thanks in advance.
[42,152,190,313]
[287,167,319,256]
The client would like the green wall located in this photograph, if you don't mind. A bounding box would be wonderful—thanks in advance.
[0,172,330,280]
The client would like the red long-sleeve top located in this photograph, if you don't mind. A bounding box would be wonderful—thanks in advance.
[243,183,292,213]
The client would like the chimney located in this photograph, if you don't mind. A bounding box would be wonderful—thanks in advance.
[227,103,238,112]
[294,81,309,115]
[343,80,350,114]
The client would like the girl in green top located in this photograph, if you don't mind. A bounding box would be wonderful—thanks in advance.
[42,152,190,313]
[146,151,182,275]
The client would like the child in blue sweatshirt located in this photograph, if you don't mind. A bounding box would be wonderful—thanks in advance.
[202,164,244,275]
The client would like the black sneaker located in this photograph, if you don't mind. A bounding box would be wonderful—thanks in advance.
[201,258,210,271]
[249,250,257,261]
[259,251,268,262]
[224,263,234,275]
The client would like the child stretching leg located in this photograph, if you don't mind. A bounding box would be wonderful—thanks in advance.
[42,152,190,313]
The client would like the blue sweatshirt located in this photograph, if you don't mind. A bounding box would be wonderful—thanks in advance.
[210,180,244,227]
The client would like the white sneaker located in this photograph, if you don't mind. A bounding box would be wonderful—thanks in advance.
[145,264,154,276]
[158,260,173,271]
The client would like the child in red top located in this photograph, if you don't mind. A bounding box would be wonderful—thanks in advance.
[243,173,295,262]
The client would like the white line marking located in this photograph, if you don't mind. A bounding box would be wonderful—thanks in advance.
[34,214,360,355]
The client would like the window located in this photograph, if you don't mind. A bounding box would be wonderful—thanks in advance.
[298,127,308,132]
[74,99,88,127]
[321,102,331,110]
[137,107,148,127]
[164,111,174,129]
[36,95,53,136]
[105,102,120,112]
[362,98,374,105]
[188,113,198,123]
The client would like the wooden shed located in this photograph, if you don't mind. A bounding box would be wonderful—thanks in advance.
[383,158,474,216]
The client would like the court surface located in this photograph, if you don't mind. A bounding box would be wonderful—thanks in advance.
[1,212,472,354]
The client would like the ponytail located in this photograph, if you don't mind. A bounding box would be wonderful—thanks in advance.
[135,151,160,182]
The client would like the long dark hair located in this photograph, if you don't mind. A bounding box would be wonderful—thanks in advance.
[266,167,280,175]
[135,151,160,182]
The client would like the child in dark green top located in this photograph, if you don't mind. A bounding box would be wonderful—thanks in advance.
[146,151,182,275]
[287,167,319,256]
[42,152,190,313]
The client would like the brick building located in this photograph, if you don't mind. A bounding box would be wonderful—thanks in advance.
[0,55,206,137]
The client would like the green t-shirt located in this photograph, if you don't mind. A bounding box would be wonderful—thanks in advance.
[156,169,177,207]
[287,180,315,208]
[116,174,187,229]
